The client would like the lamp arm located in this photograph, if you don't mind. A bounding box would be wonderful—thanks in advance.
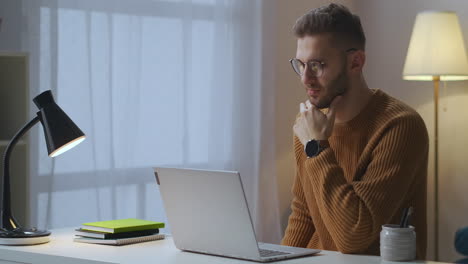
[1,116,40,230]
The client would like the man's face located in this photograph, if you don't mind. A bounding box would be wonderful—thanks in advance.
[295,34,349,109]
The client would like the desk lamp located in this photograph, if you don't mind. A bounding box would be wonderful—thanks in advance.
[0,90,85,245]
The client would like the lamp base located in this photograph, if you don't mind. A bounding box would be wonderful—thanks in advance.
[0,227,51,245]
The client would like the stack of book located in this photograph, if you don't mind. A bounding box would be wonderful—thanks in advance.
[74,218,165,245]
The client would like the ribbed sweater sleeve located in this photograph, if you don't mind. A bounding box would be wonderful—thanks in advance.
[303,114,428,253]
[281,141,316,247]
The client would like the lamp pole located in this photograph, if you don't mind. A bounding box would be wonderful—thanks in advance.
[1,116,40,230]
[433,75,440,261]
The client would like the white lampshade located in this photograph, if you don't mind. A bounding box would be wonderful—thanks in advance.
[403,11,468,81]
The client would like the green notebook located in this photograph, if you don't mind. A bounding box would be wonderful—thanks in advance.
[81,218,165,233]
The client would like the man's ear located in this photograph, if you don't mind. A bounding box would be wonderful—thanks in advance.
[350,50,365,72]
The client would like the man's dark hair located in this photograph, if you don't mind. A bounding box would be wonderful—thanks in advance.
[293,3,366,50]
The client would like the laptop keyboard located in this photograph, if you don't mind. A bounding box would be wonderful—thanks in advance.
[259,248,291,257]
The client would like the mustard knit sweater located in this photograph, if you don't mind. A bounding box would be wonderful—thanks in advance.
[281,89,428,259]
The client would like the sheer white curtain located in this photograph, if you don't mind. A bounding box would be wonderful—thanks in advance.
[21,0,281,242]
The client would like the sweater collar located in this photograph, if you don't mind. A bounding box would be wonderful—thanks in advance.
[333,89,383,136]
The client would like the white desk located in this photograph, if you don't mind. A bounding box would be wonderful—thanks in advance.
[0,228,447,264]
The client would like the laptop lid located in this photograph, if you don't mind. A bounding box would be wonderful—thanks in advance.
[154,167,261,260]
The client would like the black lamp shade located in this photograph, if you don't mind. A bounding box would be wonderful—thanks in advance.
[33,90,85,157]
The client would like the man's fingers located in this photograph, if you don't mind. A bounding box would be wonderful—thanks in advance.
[306,100,312,109]
[300,102,306,113]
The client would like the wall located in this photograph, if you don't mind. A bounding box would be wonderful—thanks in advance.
[356,0,468,262]
[273,0,468,262]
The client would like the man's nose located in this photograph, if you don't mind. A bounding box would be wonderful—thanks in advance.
[301,69,317,86]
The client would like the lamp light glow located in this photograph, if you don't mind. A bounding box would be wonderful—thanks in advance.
[49,135,86,157]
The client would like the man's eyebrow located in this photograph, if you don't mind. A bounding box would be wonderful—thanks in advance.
[298,56,325,62]
[296,52,326,62]
[311,57,325,62]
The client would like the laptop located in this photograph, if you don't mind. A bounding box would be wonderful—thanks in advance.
[154,167,321,262]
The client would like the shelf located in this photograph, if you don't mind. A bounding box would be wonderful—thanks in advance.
[1,53,29,226]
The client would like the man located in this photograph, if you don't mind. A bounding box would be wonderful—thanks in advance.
[281,3,428,259]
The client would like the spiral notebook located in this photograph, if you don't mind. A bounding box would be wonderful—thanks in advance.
[74,233,165,246]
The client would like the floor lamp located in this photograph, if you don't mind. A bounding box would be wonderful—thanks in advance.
[403,11,468,261]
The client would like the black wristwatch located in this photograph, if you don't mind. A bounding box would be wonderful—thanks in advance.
[304,139,329,158]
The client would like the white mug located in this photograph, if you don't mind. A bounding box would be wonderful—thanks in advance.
[380,224,416,261]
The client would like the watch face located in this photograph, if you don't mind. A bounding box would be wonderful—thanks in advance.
[305,140,319,157]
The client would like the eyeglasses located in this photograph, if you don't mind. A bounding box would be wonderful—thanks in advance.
[289,48,357,77]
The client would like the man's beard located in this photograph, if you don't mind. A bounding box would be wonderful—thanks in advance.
[312,66,348,109]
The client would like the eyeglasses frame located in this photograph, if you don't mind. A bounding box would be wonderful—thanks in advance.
[289,48,358,77]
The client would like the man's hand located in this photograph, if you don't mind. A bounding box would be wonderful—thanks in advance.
[293,96,342,146]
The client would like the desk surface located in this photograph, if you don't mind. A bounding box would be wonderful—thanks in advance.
[0,228,447,264]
